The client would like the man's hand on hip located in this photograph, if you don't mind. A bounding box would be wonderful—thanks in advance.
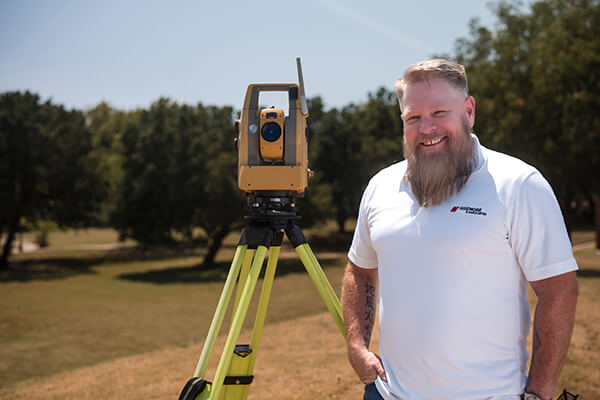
[348,346,387,384]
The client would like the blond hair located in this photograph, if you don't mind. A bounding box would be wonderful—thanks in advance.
[395,59,469,109]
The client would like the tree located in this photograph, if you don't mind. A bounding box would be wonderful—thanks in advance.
[86,102,135,225]
[309,105,362,232]
[360,88,405,173]
[310,88,403,232]
[0,91,108,267]
[115,99,182,245]
[295,96,334,229]
[453,0,600,244]
[186,104,246,267]
[113,99,245,267]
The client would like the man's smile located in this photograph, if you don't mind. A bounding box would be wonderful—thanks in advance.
[420,136,447,147]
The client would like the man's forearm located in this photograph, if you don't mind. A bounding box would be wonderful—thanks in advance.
[341,262,378,350]
[527,273,578,399]
[342,262,386,383]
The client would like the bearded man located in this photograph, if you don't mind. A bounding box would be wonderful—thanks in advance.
[342,59,578,400]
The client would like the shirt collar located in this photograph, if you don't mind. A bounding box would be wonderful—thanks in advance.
[471,133,487,174]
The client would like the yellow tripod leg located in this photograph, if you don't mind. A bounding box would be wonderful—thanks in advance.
[295,243,347,339]
[220,246,280,400]
[193,245,247,379]
[231,249,256,319]
[208,246,268,400]
[249,246,279,369]
[303,245,344,320]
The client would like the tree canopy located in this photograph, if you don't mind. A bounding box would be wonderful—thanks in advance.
[0,91,108,266]
[2,0,599,267]
[113,99,245,267]
[453,0,600,230]
[308,88,403,232]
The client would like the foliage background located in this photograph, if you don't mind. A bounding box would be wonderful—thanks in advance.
[2,0,599,268]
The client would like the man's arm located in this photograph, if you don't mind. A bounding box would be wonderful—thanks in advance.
[341,260,386,384]
[526,271,578,400]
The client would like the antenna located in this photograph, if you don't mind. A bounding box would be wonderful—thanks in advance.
[296,57,308,116]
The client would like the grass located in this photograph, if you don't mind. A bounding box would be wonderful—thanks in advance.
[11,227,136,249]
[571,230,596,246]
[555,246,600,397]
[0,228,348,390]
[0,228,598,399]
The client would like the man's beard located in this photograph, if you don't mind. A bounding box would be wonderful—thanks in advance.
[403,117,477,207]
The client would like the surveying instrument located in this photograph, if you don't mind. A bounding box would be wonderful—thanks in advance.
[178,58,346,400]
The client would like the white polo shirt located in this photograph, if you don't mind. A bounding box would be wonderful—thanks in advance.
[348,136,578,400]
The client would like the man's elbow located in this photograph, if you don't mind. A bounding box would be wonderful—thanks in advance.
[553,273,578,318]
[561,271,579,303]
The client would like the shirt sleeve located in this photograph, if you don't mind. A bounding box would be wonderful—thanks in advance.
[507,170,578,281]
[347,180,379,269]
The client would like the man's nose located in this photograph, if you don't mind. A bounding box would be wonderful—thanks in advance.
[418,117,436,134]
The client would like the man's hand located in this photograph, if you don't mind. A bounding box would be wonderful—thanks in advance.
[348,346,387,384]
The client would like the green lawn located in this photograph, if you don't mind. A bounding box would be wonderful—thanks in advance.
[0,229,347,387]
[571,230,596,245]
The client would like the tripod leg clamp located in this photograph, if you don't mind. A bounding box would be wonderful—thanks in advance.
[179,377,209,400]
[285,221,308,247]
[224,375,254,385]
[239,224,274,249]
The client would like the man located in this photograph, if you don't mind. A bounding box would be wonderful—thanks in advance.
[342,59,578,400]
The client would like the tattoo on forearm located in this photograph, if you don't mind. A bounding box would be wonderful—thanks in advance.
[363,282,376,347]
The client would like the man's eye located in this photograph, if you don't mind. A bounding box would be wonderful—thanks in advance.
[433,110,447,117]
[407,116,419,122]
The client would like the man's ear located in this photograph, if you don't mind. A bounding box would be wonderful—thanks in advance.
[465,96,475,127]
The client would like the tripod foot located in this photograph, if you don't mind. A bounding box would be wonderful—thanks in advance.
[179,377,210,400]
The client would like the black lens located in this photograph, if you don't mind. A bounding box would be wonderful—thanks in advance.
[261,122,282,142]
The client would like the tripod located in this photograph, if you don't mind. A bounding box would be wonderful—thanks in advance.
[179,197,346,400]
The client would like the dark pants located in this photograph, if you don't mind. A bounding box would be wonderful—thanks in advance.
[364,382,384,400]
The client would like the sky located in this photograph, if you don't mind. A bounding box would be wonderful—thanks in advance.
[0,0,514,112]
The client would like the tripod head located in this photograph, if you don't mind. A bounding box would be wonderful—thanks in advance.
[242,191,310,253]
[245,191,300,234]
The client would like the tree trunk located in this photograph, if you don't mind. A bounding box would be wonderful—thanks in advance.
[594,193,600,250]
[0,215,20,269]
[336,217,346,234]
[557,194,573,241]
[336,208,347,234]
[201,227,230,268]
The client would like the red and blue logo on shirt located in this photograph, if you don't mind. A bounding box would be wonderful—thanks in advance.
[450,206,487,216]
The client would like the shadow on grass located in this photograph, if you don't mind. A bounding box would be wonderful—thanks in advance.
[577,269,600,278]
[0,258,99,282]
[0,246,203,282]
[118,257,342,285]
[307,232,353,253]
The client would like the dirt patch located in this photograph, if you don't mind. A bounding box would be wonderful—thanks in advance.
[0,312,370,400]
